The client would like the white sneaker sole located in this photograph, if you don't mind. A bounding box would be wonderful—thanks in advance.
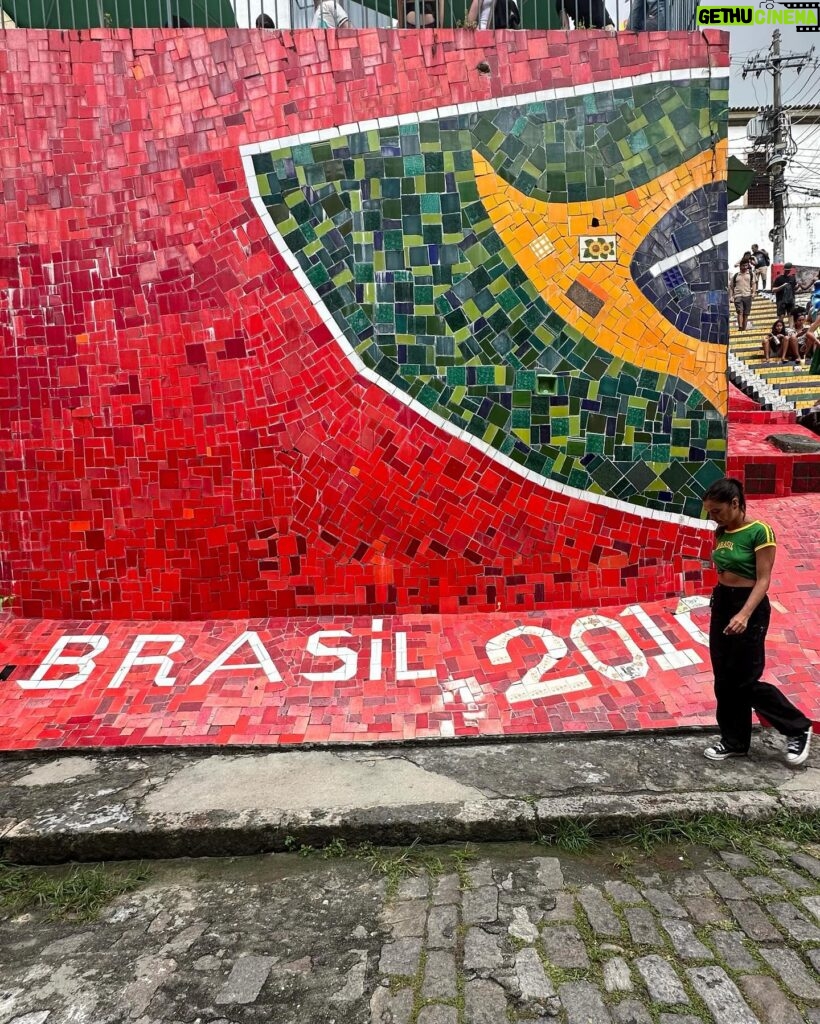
[786,731,812,766]
[704,749,746,761]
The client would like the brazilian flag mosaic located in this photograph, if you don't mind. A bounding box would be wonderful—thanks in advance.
[251,76,730,519]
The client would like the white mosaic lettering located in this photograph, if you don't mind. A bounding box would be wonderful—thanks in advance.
[302,630,358,681]
[107,634,186,689]
[441,674,487,716]
[369,618,384,681]
[485,625,590,703]
[620,605,702,670]
[673,596,711,647]
[570,615,649,682]
[189,631,283,686]
[16,634,109,691]
[395,631,437,680]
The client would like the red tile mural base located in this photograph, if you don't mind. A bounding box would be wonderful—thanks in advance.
[0,28,729,621]
[2,497,817,751]
[728,423,820,497]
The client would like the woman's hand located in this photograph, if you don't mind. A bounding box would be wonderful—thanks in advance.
[724,613,750,635]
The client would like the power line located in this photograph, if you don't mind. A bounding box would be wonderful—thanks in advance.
[787,158,820,177]
[788,120,820,157]
[741,32,816,263]
[782,63,820,106]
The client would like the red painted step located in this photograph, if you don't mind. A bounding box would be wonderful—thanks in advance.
[727,422,820,496]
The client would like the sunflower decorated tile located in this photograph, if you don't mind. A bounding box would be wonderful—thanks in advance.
[580,236,617,262]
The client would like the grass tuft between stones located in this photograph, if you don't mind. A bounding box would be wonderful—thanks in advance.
[284,835,477,898]
[536,810,820,858]
[0,861,149,921]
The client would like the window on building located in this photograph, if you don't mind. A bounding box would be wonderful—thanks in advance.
[745,151,771,209]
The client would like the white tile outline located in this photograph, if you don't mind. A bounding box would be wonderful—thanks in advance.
[238,67,725,160]
[239,67,729,532]
[649,229,729,279]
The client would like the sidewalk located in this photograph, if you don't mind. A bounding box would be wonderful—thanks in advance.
[4,828,820,1024]
[2,731,819,864]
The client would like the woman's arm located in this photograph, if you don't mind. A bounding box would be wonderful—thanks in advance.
[724,546,776,635]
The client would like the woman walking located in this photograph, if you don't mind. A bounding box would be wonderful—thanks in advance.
[702,478,813,765]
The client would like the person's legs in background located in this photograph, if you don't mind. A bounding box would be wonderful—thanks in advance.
[734,296,750,331]
[780,332,799,362]
[756,265,767,291]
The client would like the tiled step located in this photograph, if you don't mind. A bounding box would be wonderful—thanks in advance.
[730,409,799,422]
[728,386,797,423]
[728,365,794,412]
[734,361,820,380]
[729,312,820,411]
[763,379,820,394]
[727,422,820,497]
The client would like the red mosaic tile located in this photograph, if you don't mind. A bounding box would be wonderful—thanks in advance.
[0,494,817,751]
[0,28,729,621]
[728,422,820,498]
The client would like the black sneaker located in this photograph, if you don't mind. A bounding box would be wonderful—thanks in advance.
[786,730,812,766]
[704,741,747,761]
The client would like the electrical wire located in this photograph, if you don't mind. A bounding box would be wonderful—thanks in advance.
[782,125,820,178]
[785,161,820,187]
[782,63,820,106]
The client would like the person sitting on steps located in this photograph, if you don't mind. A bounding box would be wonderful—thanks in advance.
[763,319,790,363]
[790,312,819,366]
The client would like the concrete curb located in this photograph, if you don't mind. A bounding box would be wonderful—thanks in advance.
[3,790,818,865]
[2,734,819,864]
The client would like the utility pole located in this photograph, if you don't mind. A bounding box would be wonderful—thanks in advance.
[742,33,814,265]
[771,31,786,266]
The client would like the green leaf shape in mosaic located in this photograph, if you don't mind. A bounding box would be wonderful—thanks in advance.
[254,88,726,515]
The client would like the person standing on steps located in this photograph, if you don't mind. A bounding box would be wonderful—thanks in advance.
[702,478,813,766]
[772,262,797,326]
[729,260,756,332]
[751,243,770,291]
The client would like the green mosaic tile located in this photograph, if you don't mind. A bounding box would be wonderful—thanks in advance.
[252,77,728,515]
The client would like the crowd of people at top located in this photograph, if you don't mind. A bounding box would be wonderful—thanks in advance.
[730,246,820,368]
[248,0,662,31]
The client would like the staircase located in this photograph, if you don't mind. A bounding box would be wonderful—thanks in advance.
[729,293,820,417]
[726,292,820,497]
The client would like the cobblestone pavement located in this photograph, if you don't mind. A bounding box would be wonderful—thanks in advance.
[3,837,820,1024]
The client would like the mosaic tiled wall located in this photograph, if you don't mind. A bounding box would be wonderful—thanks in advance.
[0,29,729,620]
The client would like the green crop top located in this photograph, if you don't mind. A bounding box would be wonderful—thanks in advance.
[712,520,776,580]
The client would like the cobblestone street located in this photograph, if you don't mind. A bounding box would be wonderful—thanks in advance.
[3,834,820,1024]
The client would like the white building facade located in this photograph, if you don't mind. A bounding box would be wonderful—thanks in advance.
[729,105,820,270]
